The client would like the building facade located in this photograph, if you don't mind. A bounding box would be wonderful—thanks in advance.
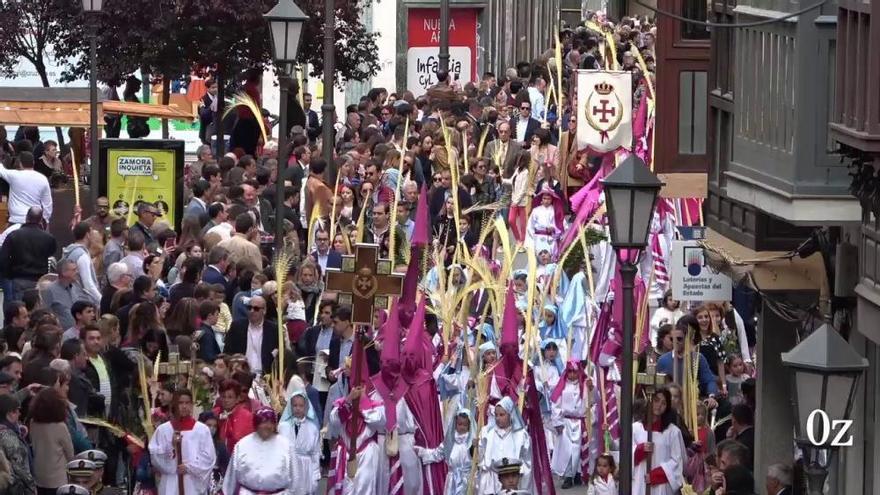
[837,0,880,493]
[701,0,873,492]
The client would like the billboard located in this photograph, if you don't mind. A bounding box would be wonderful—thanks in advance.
[406,8,479,97]
[98,139,185,228]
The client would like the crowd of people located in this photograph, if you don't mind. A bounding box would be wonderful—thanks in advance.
[0,10,800,495]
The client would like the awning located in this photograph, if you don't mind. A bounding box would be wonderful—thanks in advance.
[0,87,194,126]
[701,227,830,312]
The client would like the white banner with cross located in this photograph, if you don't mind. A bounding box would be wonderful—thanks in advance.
[575,70,633,153]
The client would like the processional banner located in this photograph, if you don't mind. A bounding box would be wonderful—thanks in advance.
[576,70,632,153]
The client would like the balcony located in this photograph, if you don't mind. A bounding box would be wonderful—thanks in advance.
[830,0,880,154]
[719,0,861,225]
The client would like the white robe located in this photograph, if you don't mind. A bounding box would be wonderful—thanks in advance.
[477,426,531,494]
[550,382,585,477]
[526,205,559,254]
[278,420,322,495]
[586,474,618,495]
[417,434,472,495]
[631,422,686,495]
[222,432,296,495]
[148,420,217,495]
[369,389,423,495]
[438,364,472,427]
[330,398,386,495]
[534,363,561,457]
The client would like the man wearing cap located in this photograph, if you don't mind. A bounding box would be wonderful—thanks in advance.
[66,459,98,491]
[74,449,123,495]
[493,458,529,494]
[130,202,161,251]
[56,484,91,495]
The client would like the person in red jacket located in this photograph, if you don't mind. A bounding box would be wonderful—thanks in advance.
[212,379,254,453]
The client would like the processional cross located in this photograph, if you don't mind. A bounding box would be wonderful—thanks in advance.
[325,242,404,325]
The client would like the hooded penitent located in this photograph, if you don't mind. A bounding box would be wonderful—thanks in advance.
[399,184,430,327]
[370,297,407,431]
[401,296,447,494]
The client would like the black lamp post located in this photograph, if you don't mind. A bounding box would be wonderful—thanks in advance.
[601,154,664,495]
[781,324,868,495]
[438,0,450,73]
[321,0,335,171]
[265,0,307,253]
[81,0,103,204]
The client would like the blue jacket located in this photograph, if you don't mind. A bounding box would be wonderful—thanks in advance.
[656,351,719,397]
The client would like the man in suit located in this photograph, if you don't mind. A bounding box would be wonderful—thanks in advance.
[303,92,320,143]
[183,179,210,226]
[223,295,278,375]
[326,306,380,381]
[765,463,793,495]
[198,79,218,144]
[509,100,540,144]
[202,245,230,288]
[729,404,755,471]
[310,229,342,274]
[483,122,521,175]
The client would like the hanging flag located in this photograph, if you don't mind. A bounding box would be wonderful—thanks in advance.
[576,70,633,153]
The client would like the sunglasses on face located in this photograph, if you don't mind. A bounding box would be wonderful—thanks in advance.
[433,177,441,182]
[521,106,531,110]
[247,305,265,312]
[673,336,685,342]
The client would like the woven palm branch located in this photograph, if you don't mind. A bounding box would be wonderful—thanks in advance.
[222,92,269,144]
[80,417,145,449]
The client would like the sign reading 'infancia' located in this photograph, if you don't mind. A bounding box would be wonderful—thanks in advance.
[670,240,733,301]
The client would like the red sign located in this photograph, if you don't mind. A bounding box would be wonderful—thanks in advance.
[406,8,479,96]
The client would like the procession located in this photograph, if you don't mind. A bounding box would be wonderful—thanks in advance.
[0,0,867,494]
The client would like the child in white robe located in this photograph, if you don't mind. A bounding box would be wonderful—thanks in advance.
[477,397,532,494]
[586,453,618,495]
[278,391,322,495]
[550,361,588,488]
[534,340,562,459]
[148,390,217,495]
[631,388,686,495]
[329,385,386,495]
[414,407,476,495]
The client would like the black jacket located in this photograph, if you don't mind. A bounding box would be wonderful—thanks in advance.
[223,318,280,374]
[297,324,332,359]
[0,224,56,280]
[197,323,222,363]
[84,348,135,421]
[68,368,105,417]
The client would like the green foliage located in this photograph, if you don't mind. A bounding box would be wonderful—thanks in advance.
[561,227,606,278]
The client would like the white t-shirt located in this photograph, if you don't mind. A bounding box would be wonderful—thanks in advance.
[0,167,52,223]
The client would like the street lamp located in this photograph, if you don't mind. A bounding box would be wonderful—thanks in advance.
[601,154,664,495]
[781,324,868,495]
[81,0,103,205]
[265,0,307,253]
[321,0,336,175]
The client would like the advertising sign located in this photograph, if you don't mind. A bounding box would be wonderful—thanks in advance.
[406,8,479,97]
[99,140,185,228]
[671,240,733,301]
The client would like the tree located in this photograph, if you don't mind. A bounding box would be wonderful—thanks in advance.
[0,0,79,86]
[296,0,380,86]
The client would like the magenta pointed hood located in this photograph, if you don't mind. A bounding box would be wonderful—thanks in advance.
[500,282,520,348]
[412,184,430,248]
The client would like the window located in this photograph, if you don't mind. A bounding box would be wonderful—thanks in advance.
[682,0,710,40]
[679,71,708,155]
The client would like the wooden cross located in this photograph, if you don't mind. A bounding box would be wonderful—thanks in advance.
[326,242,404,325]
[157,346,192,380]
[636,360,667,394]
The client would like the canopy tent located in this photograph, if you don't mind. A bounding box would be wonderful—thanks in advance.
[0,87,194,127]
